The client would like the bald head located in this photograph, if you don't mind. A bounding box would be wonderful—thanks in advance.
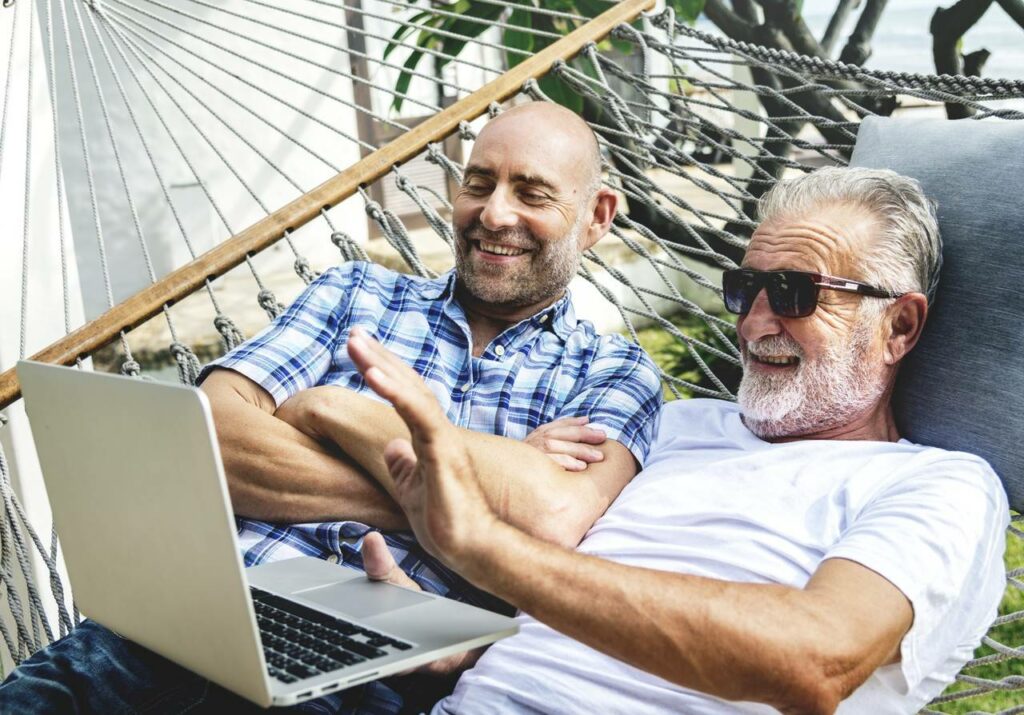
[476,102,603,200]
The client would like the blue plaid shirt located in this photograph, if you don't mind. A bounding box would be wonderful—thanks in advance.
[200,261,662,712]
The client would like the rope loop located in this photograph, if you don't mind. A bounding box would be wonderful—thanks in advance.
[330,231,353,249]
[293,257,317,284]
[213,314,246,351]
[2,0,14,8]
[0,413,7,427]
[363,198,384,221]
[169,342,202,385]
[119,359,142,377]
[487,101,502,118]
[257,288,286,320]
[458,121,476,141]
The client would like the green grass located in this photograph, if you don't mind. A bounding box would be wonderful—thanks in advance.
[634,316,1024,712]
[927,530,1024,713]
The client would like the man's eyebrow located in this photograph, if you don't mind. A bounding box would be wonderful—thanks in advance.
[463,166,496,181]
[510,172,558,192]
[462,166,559,193]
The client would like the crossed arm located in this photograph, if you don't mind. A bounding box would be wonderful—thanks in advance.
[200,364,636,548]
[348,328,915,715]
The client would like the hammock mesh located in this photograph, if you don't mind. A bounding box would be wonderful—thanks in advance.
[1,1,1022,709]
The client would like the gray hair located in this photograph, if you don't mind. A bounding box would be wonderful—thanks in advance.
[756,166,943,303]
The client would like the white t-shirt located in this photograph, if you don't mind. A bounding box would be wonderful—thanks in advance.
[434,399,1009,714]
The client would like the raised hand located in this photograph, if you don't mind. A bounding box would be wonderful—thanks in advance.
[347,327,497,572]
[524,417,607,471]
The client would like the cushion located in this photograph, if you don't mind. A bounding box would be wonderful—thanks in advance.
[850,116,1024,511]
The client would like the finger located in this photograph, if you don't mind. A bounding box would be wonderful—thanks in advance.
[547,453,588,471]
[541,416,590,429]
[349,331,448,440]
[543,426,608,446]
[361,532,421,590]
[540,439,605,463]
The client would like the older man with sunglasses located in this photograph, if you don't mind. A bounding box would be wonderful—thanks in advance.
[350,166,1009,714]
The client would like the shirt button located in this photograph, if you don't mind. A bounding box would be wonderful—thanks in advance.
[460,382,471,393]
[539,314,550,324]
[494,345,505,356]
[326,554,340,564]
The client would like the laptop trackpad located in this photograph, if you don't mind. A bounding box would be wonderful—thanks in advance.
[298,579,434,619]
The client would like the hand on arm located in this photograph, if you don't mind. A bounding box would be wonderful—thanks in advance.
[200,368,406,528]
[352,331,914,715]
[523,416,607,472]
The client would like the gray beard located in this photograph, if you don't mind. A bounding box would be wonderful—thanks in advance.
[737,321,884,439]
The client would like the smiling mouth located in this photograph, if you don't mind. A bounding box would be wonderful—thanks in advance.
[476,240,528,257]
[750,354,800,367]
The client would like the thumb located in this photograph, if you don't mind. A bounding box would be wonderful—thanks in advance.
[384,438,419,490]
[361,532,421,591]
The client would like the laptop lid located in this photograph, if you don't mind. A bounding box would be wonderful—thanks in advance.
[17,361,272,707]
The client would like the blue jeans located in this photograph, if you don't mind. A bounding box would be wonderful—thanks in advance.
[0,620,275,713]
[0,621,454,713]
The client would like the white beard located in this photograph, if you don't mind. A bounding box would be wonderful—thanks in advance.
[738,321,885,439]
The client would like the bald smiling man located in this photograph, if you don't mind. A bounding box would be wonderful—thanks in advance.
[0,103,663,713]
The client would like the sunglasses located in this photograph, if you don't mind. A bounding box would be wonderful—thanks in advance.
[722,269,905,318]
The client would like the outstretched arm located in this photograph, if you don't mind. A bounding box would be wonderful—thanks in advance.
[354,331,914,715]
[201,368,406,528]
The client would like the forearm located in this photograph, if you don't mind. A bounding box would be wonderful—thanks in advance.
[202,379,406,528]
[298,388,601,545]
[457,521,876,714]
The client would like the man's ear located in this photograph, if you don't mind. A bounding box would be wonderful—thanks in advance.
[883,292,928,366]
[580,188,618,251]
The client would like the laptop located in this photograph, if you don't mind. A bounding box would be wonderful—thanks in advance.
[17,361,518,707]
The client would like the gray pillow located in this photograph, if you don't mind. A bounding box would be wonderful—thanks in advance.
[850,115,1024,511]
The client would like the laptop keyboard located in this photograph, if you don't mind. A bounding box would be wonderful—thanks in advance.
[251,587,414,684]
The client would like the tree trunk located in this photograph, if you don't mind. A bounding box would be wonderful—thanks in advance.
[996,0,1024,28]
[821,0,862,57]
[839,0,889,66]
[930,0,995,118]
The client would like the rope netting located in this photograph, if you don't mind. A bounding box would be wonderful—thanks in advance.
[1,0,1023,709]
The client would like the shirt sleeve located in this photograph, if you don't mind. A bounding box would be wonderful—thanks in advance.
[197,264,359,406]
[824,452,1009,694]
[557,338,663,465]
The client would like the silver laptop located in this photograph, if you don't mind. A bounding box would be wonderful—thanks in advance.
[17,361,517,708]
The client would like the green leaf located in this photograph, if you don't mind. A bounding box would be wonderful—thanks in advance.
[503,8,534,70]
[668,0,705,25]
[433,2,506,73]
[575,0,609,21]
[390,48,425,113]
[538,74,582,114]
[383,10,433,61]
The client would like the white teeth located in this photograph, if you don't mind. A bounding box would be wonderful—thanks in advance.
[756,355,798,366]
[479,241,526,257]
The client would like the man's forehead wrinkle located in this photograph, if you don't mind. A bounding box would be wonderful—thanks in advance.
[745,214,867,276]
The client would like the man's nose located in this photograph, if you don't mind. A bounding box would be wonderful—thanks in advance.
[479,188,519,231]
[737,289,783,343]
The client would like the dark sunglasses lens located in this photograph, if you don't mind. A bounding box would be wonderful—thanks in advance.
[723,270,760,315]
[767,272,817,317]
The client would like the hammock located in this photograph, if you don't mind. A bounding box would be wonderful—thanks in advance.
[0,0,1022,709]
